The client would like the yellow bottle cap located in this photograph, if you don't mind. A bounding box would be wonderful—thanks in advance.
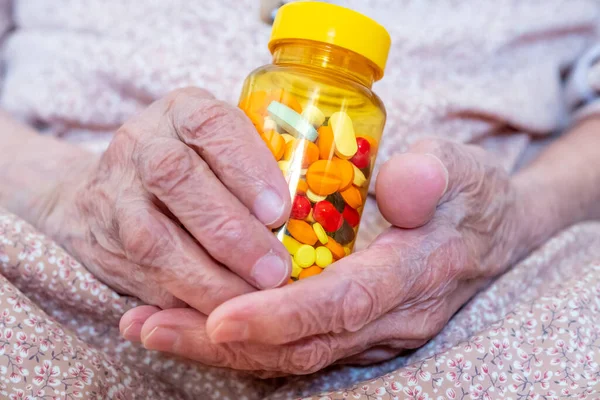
[269,2,391,81]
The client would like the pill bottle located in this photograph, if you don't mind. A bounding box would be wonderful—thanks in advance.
[239,1,391,282]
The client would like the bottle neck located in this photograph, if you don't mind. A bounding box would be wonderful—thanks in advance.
[271,41,377,88]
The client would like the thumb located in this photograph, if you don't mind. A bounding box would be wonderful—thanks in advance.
[376,139,485,228]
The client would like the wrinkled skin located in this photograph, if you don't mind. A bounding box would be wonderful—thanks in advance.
[44,87,295,314]
[120,136,534,377]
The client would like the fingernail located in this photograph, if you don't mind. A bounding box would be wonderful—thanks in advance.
[121,322,143,342]
[425,153,449,196]
[142,327,180,352]
[254,188,285,226]
[252,253,289,289]
[209,320,249,344]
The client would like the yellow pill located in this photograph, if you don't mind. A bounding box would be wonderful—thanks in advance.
[278,160,290,175]
[311,223,327,243]
[312,222,329,245]
[306,189,327,203]
[315,246,333,268]
[352,164,367,187]
[294,245,316,268]
[344,246,352,256]
[283,235,302,255]
[302,105,326,128]
[305,209,315,223]
[291,258,302,278]
[281,133,295,143]
[330,112,358,159]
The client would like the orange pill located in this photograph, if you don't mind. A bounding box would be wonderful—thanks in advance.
[288,278,295,285]
[296,179,308,194]
[287,219,318,245]
[298,265,323,280]
[301,141,320,168]
[306,160,342,196]
[324,237,345,260]
[317,126,335,160]
[261,130,285,160]
[332,158,354,191]
[239,90,267,114]
[340,185,363,209]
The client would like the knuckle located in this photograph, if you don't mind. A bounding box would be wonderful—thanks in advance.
[206,212,250,250]
[119,209,172,266]
[139,142,199,197]
[339,278,380,332]
[178,98,240,142]
[284,337,334,374]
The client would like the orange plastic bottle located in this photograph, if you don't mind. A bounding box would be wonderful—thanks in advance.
[239,2,391,281]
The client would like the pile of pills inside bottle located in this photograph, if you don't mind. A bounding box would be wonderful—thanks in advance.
[238,1,390,283]
[240,89,378,282]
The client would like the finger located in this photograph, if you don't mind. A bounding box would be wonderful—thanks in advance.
[117,199,256,314]
[376,152,448,228]
[205,220,469,345]
[205,238,417,345]
[134,137,291,290]
[152,87,291,228]
[119,305,161,342]
[138,306,422,375]
[335,346,402,366]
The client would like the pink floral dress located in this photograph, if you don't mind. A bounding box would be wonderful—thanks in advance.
[0,1,600,398]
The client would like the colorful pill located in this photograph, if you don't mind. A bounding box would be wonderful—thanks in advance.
[313,200,344,232]
[302,105,326,128]
[297,179,309,194]
[315,246,333,268]
[350,137,371,169]
[298,265,323,280]
[306,189,327,203]
[344,246,352,256]
[291,259,302,278]
[305,209,315,223]
[306,160,343,196]
[325,237,345,260]
[294,245,316,268]
[312,222,329,244]
[281,133,296,144]
[342,205,360,228]
[287,219,318,245]
[317,125,335,160]
[333,158,354,191]
[326,192,346,213]
[282,235,302,255]
[278,160,290,176]
[333,220,356,245]
[340,185,363,209]
[291,195,311,220]
[267,101,318,142]
[264,116,279,132]
[330,111,358,159]
[352,164,367,187]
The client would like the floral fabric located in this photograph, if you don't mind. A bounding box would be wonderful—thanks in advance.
[2,210,600,399]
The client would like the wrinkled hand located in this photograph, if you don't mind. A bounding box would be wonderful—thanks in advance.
[45,87,293,316]
[120,138,532,376]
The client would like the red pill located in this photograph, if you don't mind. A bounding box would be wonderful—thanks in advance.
[291,195,311,220]
[313,201,344,232]
[350,137,371,169]
[342,205,360,228]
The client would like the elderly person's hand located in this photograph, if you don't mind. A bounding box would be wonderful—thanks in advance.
[120,138,536,376]
[42,87,294,316]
